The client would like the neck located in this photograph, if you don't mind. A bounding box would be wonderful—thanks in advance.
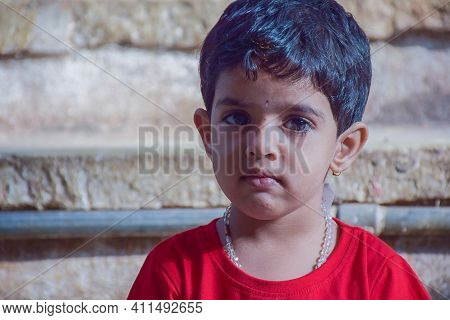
[228,195,328,246]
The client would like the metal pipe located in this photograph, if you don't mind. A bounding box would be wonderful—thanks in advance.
[338,204,450,236]
[0,209,222,239]
[0,205,449,239]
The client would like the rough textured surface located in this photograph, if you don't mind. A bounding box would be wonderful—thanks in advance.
[0,43,449,137]
[0,237,163,299]
[0,149,223,210]
[0,0,230,55]
[366,41,450,125]
[0,235,448,299]
[1,0,449,55]
[333,146,450,205]
[382,235,450,299]
[0,142,448,210]
[339,0,450,40]
[69,0,230,50]
[0,0,72,55]
[0,47,198,135]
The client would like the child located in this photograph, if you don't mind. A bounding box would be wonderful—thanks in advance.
[128,0,431,299]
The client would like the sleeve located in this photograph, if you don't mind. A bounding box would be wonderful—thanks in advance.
[369,254,432,300]
[127,250,180,300]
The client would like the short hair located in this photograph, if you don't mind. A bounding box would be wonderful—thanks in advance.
[199,0,371,136]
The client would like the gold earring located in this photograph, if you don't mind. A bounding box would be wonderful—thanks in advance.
[332,170,341,176]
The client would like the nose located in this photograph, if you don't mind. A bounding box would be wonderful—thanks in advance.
[244,124,279,161]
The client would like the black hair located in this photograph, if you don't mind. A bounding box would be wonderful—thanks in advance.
[199,0,371,136]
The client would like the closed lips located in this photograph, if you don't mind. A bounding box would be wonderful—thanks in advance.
[241,169,278,180]
[240,169,282,189]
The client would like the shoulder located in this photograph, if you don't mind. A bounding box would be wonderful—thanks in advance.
[128,219,218,299]
[335,217,398,261]
[147,218,217,263]
[369,253,431,299]
[334,218,431,299]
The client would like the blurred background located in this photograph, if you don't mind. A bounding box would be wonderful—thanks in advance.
[0,0,449,299]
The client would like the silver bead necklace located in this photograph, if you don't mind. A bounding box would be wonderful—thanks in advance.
[222,203,333,270]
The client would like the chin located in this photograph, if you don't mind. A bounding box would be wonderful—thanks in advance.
[237,196,284,221]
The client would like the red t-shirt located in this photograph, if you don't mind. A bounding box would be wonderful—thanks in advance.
[128,217,431,299]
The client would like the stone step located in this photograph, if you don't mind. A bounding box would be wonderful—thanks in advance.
[0,126,448,210]
[1,43,449,136]
[1,231,447,299]
[0,0,448,55]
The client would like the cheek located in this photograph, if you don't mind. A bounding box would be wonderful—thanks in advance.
[210,129,242,174]
[211,126,242,150]
[285,136,330,178]
[280,136,310,175]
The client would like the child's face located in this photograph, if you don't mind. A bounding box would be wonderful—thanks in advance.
[196,66,343,220]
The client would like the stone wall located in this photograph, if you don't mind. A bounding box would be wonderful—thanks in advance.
[1,235,448,299]
[1,138,449,210]
[2,0,449,53]
[0,0,449,300]
[0,0,449,138]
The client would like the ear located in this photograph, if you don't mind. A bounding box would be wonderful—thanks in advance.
[193,108,213,158]
[329,122,369,174]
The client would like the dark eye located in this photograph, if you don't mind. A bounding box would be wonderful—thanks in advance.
[283,117,311,133]
[223,112,249,125]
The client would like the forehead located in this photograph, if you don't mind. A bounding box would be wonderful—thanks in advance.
[212,66,332,117]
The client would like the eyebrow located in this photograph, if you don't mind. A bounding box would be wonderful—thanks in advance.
[215,97,326,121]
